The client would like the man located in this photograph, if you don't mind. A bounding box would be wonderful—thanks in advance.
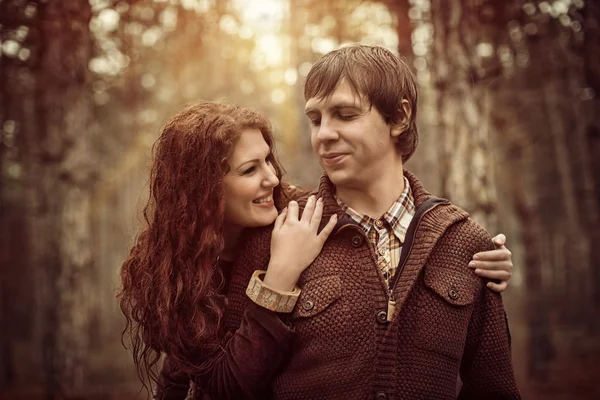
[222,45,520,399]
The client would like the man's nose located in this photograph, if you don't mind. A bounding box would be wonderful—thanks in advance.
[316,119,339,142]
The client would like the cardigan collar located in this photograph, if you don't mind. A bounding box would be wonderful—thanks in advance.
[297,169,469,234]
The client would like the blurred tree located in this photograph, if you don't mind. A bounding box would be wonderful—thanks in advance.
[429,0,505,232]
[428,0,598,383]
[583,0,600,324]
[5,0,96,397]
[0,0,36,390]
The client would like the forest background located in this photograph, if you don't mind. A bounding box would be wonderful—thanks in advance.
[1,0,599,399]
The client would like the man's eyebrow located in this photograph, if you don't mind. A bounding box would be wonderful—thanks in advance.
[305,102,362,114]
[330,103,362,110]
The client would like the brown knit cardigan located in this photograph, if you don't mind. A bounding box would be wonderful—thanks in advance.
[159,171,521,400]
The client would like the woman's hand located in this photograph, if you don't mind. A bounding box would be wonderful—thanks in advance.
[264,196,337,292]
[469,233,514,293]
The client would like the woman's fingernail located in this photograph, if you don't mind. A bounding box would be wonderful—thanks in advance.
[468,261,476,267]
[473,254,480,260]
[474,269,482,274]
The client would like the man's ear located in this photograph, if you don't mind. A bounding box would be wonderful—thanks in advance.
[391,99,412,138]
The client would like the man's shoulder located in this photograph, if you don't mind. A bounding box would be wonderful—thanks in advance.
[438,216,492,262]
[293,189,320,209]
[232,226,274,276]
[425,211,492,294]
[239,225,272,254]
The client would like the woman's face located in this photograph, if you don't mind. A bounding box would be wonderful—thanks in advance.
[223,129,280,229]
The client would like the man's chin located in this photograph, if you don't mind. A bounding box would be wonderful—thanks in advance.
[325,169,353,187]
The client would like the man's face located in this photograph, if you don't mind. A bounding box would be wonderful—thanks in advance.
[305,80,400,189]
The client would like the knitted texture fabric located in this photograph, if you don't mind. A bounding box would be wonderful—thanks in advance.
[221,170,520,400]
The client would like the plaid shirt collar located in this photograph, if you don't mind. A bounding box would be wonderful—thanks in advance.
[335,176,415,242]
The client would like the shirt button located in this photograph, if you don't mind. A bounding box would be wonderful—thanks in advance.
[302,300,315,311]
[351,235,364,247]
[376,310,387,324]
[378,247,385,256]
[374,219,383,228]
[375,391,388,400]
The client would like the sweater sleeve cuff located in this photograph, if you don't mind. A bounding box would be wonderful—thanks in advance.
[245,301,295,334]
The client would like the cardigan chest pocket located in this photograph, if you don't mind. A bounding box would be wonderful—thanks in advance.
[290,275,351,358]
[293,275,342,318]
[415,266,478,360]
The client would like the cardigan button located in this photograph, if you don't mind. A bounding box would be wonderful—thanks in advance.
[448,288,459,300]
[376,310,387,324]
[375,391,388,400]
[302,300,315,311]
[351,235,364,247]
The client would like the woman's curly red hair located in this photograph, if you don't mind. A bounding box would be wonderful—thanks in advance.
[118,102,286,393]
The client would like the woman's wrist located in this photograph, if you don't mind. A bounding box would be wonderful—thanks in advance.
[263,263,300,292]
[246,270,301,313]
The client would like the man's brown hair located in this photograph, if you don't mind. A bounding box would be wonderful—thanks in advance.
[304,44,418,162]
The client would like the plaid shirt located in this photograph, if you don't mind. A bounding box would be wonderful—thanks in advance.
[336,177,415,287]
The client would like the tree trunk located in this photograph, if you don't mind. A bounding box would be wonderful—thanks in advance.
[429,0,500,232]
[0,1,38,387]
[583,0,600,326]
[23,1,95,397]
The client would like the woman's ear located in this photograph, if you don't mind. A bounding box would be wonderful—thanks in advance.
[391,99,412,138]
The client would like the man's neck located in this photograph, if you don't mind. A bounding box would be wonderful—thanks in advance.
[336,164,405,218]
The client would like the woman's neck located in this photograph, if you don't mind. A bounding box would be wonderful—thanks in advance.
[221,223,242,262]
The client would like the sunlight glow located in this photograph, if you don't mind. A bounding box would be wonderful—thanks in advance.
[233,0,288,69]
[220,15,239,35]
[182,0,213,13]
[311,38,337,55]
[161,7,178,32]
[1,40,20,57]
[476,42,494,58]
[271,88,286,104]
[254,34,285,67]
[234,0,286,32]
[284,68,298,86]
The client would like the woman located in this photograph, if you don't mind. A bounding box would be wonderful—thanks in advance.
[118,102,514,399]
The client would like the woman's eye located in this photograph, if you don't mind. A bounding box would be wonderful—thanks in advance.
[310,119,321,126]
[243,166,256,175]
[339,114,355,120]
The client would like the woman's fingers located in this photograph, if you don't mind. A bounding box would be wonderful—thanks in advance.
[474,268,512,282]
[469,259,513,271]
[310,198,324,228]
[274,207,287,230]
[473,247,512,262]
[317,213,337,242]
[486,280,508,293]
[301,196,316,223]
[287,200,299,222]
[492,233,506,247]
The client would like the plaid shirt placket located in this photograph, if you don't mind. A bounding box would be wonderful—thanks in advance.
[336,177,415,287]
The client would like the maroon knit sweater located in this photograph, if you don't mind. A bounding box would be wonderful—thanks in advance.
[159,171,520,400]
